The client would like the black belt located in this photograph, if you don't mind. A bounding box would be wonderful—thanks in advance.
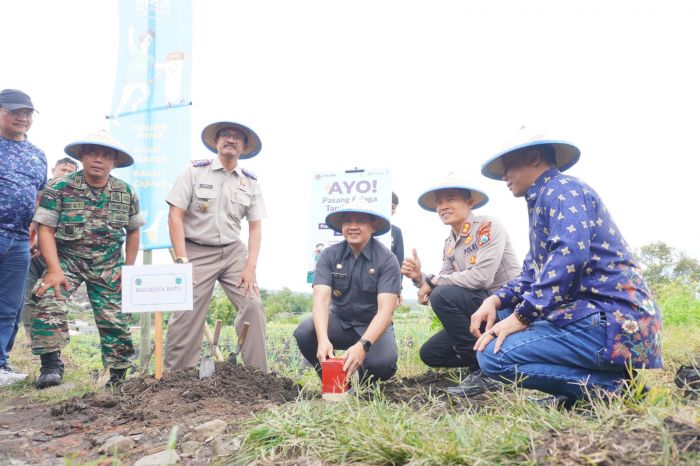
[185,239,233,248]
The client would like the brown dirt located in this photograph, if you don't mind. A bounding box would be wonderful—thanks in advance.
[533,416,700,465]
[0,361,300,465]
[0,367,478,465]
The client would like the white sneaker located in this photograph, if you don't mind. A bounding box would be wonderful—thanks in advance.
[0,366,28,387]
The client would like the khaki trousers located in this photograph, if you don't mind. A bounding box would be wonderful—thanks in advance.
[164,240,268,372]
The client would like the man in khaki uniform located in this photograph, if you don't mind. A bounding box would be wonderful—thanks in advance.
[401,175,520,396]
[165,120,267,372]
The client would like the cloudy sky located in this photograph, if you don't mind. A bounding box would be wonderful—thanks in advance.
[4,0,699,293]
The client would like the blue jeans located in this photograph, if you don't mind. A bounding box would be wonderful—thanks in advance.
[0,235,30,366]
[477,311,625,400]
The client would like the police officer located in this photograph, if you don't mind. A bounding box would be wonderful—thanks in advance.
[294,199,402,383]
[32,131,144,389]
[401,175,520,396]
[165,120,268,372]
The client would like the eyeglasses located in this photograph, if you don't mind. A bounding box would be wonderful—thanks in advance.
[1,108,35,120]
[218,130,245,141]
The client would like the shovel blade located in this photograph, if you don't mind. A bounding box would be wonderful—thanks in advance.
[199,356,215,379]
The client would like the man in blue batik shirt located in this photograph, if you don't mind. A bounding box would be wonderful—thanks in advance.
[0,89,47,386]
[471,127,661,406]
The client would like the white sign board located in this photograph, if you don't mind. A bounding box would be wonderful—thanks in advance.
[307,168,392,283]
[121,264,193,313]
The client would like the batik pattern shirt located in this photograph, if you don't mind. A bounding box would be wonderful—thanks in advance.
[0,137,47,239]
[496,168,662,369]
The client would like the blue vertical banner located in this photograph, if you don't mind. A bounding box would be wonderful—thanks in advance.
[110,0,192,250]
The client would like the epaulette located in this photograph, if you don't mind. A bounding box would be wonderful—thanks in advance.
[241,168,257,180]
[191,159,212,167]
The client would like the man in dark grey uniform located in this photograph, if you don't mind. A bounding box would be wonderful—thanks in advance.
[294,199,401,383]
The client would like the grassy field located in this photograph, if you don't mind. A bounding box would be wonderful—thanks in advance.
[4,309,700,465]
[237,321,700,465]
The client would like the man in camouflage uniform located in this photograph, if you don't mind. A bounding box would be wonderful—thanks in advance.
[32,132,144,389]
[20,157,79,337]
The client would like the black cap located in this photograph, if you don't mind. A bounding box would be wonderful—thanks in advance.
[0,89,35,111]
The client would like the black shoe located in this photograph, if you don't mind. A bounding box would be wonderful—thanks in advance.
[106,368,128,389]
[527,394,576,409]
[674,363,700,399]
[446,370,502,397]
[36,352,64,389]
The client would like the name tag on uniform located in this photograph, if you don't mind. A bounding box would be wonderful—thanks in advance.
[198,183,213,189]
[332,272,347,279]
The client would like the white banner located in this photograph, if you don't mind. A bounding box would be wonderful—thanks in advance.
[307,168,392,283]
[121,264,193,313]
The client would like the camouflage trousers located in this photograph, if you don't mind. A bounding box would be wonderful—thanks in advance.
[31,255,134,369]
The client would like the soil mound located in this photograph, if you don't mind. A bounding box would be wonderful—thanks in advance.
[110,361,300,425]
[119,362,298,415]
[0,362,301,465]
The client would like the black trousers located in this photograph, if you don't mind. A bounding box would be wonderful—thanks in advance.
[420,285,489,369]
[294,313,398,382]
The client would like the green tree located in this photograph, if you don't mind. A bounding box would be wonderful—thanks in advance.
[637,241,700,294]
[260,287,312,320]
[208,287,236,324]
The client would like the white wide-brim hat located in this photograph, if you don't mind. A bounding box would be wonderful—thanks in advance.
[201,121,262,159]
[325,198,391,236]
[481,126,580,180]
[418,174,489,211]
[64,131,134,168]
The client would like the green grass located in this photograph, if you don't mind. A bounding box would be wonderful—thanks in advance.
[231,319,700,465]
[234,382,700,465]
[5,308,700,465]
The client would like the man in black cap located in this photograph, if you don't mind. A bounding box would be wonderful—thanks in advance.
[0,89,47,386]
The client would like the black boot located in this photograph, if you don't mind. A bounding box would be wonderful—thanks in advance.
[106,368,128,389]
[36,351,64,389]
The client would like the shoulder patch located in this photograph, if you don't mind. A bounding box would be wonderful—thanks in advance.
[477,221,492,246]
[191,159,212,167]
[241,168,257,180]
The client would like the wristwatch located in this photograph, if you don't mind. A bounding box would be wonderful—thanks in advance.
[360,338,372,352]
[425,274,437,290]
[175,257,189,264]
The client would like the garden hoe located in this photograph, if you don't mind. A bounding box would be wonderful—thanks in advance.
[229,321,250,365]
[199,319,222,379]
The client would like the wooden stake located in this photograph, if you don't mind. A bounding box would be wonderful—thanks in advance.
[155,311,163,380]
[139,250,153,374]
